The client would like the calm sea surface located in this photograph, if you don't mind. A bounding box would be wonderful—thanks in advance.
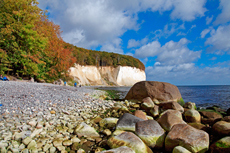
[97,85,230,110]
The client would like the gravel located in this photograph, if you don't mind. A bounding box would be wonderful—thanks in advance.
[0,81,107,115]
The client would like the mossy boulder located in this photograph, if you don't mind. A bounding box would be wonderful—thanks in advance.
[107,132,153,153]
[210,136,230,153]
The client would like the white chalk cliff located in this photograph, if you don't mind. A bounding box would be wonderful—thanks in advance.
[69,64,146,86]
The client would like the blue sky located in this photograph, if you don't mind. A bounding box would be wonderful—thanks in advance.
[38,0,230,85]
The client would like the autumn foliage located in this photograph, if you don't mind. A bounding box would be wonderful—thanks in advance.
[0,0,144,82]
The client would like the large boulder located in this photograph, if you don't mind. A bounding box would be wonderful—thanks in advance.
[212,121,230,137]
[158,101,184,113]
[184,109,201,123]
[116,113,144,132]
[135,120,166,149]
[210,136,230,153]
[199,110,223,126]
[157,110,186,132]
[165,124,209,153]
[100,146,135,153]
[125,81,182,102]
[107,132,153,153]
[173,146,191,153]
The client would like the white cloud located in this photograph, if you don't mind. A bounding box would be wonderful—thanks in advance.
[135,38,201,65]
[214,0,230,25]
[200,29,211,38]
[206,15,213,25]
[157,38,201,65]
[146,65,230,85]
[127,38,148,48]
[153,23,185,38]
[209,57,217,60]
[100,38,123,54]
[38,0,207,50]
[205,24,230,53]
[169,0,207,21]
[135,41,161,58]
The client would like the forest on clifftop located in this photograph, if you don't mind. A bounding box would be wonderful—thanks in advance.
[0,0,144,82]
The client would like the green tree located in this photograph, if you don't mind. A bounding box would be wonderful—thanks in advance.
[0,0,47,77]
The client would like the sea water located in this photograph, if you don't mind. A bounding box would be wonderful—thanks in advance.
[97,85,230,110]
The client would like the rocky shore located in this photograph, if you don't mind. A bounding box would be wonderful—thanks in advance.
[1,81,230,153]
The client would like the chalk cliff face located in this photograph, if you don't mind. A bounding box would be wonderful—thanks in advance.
[69,64,146,86]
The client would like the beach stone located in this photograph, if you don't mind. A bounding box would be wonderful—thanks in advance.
[28,120,37,127]
[63,140,72,146]
[1,147,7,153]
[173,146,191,153]
[22,137,32,145]
[77,148,85,153]
[149,105,159,117]
[184,109,201,123]
[157,109,186,132]
[141,97,155,110]
[116,113,144,132]
[19,143,26,150]
[27,140,37,150]
[184,102,196,110]
[92,116,102,124]
[199,110,222,125]
[135,120,166,149]
[210,136,230,153]
[43,143,52,152]
[50,111,56,114]
[134,110,148,120]
[159,101,184,113]
[107,132,153,153]
[21,149,29,153]
[30,128,43,138]
[99,118,118,128]
[102,129,112,136]
[74,122,100,138]
[188,123,210,133]
[100,146,135,153]
[125,81,182,102]
[165,124,209,153]
[50,147,56,153]
[212,121,230,136]
[222,116,230,122]
[53,140,63,147]
[71,136,81,143]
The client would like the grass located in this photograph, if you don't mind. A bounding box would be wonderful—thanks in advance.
[178,97,185,106]
[96,89,120,100]
[216,142,230,148]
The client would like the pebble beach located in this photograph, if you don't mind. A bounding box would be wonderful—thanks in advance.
[0,81,117,152]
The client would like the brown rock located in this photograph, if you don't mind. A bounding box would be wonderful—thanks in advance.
[210,136,230,153]
[184,109,201,123]
[125,81,182,102]
[158,101,184,113]
[212,121,230,137]
[107,132,153,153]
[134,110,148,120]
[199,110,222,126]
[188,123,210,133]
[50,110,56,114]
[141,97,155,111]
[222,116,230,122]
[149,105,160,117]
[135,120,166,149]
[157,109,186,132]
[165,124,209,153]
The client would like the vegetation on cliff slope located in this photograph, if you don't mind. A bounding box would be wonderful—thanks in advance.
[0,0,144,82]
